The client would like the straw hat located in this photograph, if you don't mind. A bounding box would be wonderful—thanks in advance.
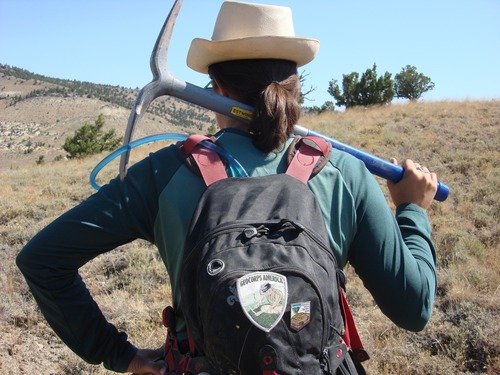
[187,1,320,73]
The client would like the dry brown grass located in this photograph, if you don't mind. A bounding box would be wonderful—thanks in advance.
[1,100,499,374]
[302,100,500,374]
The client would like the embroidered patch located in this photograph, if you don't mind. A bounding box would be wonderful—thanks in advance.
[236,272,288,332]
[290,301,311,332]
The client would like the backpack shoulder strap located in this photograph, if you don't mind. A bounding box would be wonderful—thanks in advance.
[180,134,227,186]
[338,275,370,364]
[182,134,331,186]
[286,136,332,183]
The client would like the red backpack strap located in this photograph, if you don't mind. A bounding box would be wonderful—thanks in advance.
[286,136,332,183]
[337,272,370,363]
[162,305,214,373]
[182,134,227,186]
[162,306,185,371]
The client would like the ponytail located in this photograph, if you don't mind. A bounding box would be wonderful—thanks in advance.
[208,59,301,153]
[252,75,300,153]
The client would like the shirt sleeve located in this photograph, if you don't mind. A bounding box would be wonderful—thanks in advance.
[16,146,181,371]
[346,165,437,332]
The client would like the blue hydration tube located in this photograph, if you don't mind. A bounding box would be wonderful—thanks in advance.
[89,133,248,190]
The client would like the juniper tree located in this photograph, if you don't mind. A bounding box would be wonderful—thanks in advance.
[63,114,122,158]
[394,65,435,101]
[328,64,394,109]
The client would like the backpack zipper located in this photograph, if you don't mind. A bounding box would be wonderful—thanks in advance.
[185,220,336,271]
[184,222,255,268]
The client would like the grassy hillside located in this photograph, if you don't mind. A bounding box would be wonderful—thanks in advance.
[0,64,216,169]
[1,100,498,374]
[0,64,216,132]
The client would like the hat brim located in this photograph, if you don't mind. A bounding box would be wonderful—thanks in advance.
[187,36,320,74]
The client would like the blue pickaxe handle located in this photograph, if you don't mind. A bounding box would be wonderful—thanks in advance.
[170,81,449,201]
[122,74,450,201]
[293,125,450,201]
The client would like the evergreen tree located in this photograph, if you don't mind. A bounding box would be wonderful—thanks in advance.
[394,65,435,101]
[63,114,122,158]
[328,64,394,109]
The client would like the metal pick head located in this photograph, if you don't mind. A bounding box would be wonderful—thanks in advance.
[119,0,183,181]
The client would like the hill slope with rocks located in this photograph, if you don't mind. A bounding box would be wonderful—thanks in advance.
[0,64,216,169]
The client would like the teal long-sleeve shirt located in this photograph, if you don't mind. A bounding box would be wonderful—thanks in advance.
[16,129,437,372]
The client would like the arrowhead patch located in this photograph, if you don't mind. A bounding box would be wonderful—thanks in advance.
[236,272,288,332]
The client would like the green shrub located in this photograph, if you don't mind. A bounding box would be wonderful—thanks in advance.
[63,114,122,159]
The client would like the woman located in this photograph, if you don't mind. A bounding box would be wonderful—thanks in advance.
[17,1,438,374]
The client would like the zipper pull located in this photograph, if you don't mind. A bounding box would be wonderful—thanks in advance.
[243,225,269,239]
[243,227,258,239]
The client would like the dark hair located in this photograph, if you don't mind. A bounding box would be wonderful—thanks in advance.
[208,59,301,153]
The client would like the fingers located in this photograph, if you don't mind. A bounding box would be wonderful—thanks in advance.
[392,158,433,175]
[413,162,429,174]
[387,158,438,210]
[403,159,432,176]
[415,164,429,173]
[126,348,167,375]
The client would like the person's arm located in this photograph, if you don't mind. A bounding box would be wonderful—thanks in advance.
[347,159,437,332]
[16,146,180,372]
[16,200,138,371]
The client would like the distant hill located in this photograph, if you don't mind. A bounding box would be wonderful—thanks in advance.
[0,63,216,169]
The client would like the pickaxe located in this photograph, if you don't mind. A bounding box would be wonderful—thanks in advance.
[119,0,449,201]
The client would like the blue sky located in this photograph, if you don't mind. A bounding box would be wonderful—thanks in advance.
[1,0,499,106]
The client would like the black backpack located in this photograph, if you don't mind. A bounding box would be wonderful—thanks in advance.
[162,135,368,374]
